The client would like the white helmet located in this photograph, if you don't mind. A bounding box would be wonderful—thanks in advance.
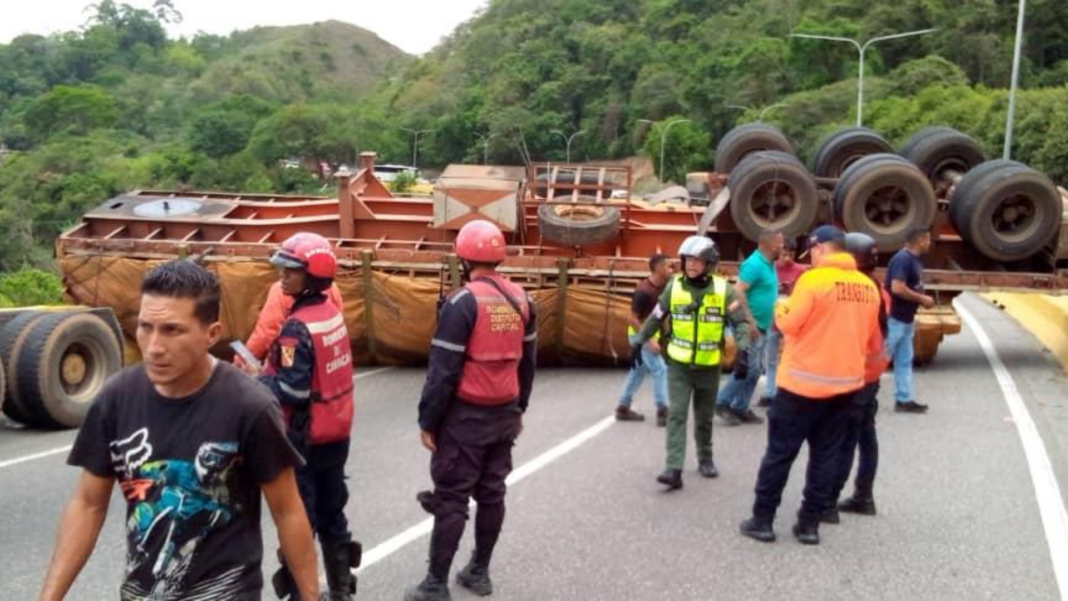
[677,235,720,265]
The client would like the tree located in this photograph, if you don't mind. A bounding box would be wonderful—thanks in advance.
[22,85,120,142]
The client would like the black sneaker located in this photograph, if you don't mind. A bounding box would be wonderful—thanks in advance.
[456,561,493,597]
[698,459,719,478]
[894,400,928,413]
[657,469,683,490]
[656,407,668,427]
[757,395,773,408]
[819,508,840,524]
[739,517,776,542]
[616,406,646,422]
[405,574,452,601]
[734,408,765,425]
[717,406,741,426]
[838,496,877,516]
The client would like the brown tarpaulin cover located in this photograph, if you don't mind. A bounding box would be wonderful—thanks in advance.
[58,256,731,367]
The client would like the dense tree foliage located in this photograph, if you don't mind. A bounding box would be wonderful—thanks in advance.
[2,0,1068,272]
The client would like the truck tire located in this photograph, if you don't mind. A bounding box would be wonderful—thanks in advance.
[538,200,621,246]
[900,127,986,185]
[951,160,1062,262]
[714,123,795,174]
[728,151,819,241]
[834,153,937,252]
[810,127,893,178]
[16,312,123,429]
[0,311,46,425]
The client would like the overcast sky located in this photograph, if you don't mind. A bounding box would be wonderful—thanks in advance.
[0,0,488,55]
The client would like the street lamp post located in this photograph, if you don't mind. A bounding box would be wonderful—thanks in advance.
[1004,0,1026,159]
[476,133,497,165]
[551,130,586,164]
[727,103,788,123]
[790,28,937,127]
[401,128,433,169]
[638,118,692,183]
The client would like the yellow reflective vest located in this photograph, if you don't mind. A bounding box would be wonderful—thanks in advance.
[666,275,728,366]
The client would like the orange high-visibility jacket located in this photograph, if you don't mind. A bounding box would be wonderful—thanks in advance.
[246,281,345,360]
[775,253,881,399]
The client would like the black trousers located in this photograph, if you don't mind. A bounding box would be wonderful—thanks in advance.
[295,438,352,544]
[832,381,880,501]
[428,401,522,579]
[752,388,854,521]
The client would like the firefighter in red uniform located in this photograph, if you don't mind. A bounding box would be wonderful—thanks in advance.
[405,220,538,601]
[253,233,361,600]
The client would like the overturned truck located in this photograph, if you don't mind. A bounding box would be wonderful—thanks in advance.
[55,125,1068,369]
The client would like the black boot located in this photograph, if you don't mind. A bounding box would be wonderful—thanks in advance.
[656,468,683,490]
[698,459,718,478]
[739,516,776,542]
[456,555,493,597]
[404,574,452,601]
[792,514,820,545]
[656,407,668,427]
[321,540,361,600]
[819,507,840,524]
[839,481,877,515]
[271,550,299,600]
[616,406,645,422]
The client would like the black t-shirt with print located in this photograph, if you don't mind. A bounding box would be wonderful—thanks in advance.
[68,361,304,601]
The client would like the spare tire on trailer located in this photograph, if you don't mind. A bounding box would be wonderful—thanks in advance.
[950,159,1063,262]
[15,312,123,429]
[900,126,986,185]
[728,151,819,241]
[810,127,893,178]
[714,123,795,174]
[0,311,47,425]
[533,172,615,200]
[538,198,621,246]
[834,153,937,252]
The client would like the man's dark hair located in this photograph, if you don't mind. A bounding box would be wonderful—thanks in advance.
[906,228,931,244]
[648,253,669,272]
[141,260,221,324]
[758,229,781,244]
[783,238,798,252]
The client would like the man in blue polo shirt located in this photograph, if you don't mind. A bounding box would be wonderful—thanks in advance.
[716,229,783,425]
[885,228,935,413]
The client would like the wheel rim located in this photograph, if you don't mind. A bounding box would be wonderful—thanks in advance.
[748,180,800,228]
[552,205,605,222]
[862,185,915,234]
[59,341,105,403]
[990,193,1040,243]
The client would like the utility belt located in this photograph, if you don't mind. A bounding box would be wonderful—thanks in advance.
[456,397,520,413]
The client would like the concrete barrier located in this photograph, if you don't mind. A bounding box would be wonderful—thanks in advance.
[981,292,1068,375]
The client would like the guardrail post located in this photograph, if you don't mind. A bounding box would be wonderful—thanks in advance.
[361,250,378,364]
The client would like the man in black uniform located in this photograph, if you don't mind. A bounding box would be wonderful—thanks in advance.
[406,220,537,601]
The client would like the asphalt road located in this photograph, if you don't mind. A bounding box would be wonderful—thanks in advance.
[1,294,1066,600]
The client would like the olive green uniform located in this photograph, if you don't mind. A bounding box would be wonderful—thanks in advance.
[637,275,750,470]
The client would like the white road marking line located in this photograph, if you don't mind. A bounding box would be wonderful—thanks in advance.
[356,415,616,574]
[356,366,395,380]
[0,445,73,470]
[960,302,1068,599]
[0,368,394,471]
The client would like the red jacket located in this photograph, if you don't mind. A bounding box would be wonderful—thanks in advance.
[247,281,345,360]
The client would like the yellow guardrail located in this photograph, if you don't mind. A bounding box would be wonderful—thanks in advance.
[980,292,1068,375]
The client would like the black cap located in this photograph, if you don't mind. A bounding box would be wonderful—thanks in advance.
[799,225,845,259]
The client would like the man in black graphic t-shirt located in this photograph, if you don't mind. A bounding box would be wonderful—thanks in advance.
[40,261,320,601]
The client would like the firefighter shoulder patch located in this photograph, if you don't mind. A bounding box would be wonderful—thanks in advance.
[276,336,299,368]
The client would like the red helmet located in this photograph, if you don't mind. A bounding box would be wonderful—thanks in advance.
[270,232,338,279]
[455,220,506,263]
